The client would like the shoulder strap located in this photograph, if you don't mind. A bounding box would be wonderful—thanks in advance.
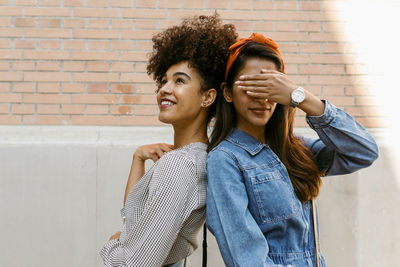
[312,199,321,267]
[202,223,207,267]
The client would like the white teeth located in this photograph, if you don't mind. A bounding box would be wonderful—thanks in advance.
[161,100,173,105]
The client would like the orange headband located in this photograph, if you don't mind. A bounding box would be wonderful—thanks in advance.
[225,32,285,80]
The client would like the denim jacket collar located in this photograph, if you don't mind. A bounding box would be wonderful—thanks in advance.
[226,128,267,156]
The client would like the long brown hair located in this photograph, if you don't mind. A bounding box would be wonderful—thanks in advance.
[208,42,322,202]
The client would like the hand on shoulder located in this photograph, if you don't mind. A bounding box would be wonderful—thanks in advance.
[134,143,174,163]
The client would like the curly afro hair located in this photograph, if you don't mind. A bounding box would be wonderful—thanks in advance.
[147,13,238,123]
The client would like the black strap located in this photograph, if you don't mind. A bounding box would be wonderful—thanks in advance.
[202,223,207,267]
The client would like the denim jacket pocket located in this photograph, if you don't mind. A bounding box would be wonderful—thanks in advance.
[246,166,301,224]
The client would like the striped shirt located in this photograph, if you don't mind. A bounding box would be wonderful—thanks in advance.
[100,142,208,267]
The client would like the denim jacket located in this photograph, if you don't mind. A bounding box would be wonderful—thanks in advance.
[206,101,379,267]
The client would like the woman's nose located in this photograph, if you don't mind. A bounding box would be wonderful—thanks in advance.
[159,82,172,94]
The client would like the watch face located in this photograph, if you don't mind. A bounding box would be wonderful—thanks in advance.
[292,90,305,102]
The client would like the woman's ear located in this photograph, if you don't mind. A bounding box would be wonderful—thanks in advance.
[201,88,217,108]
[221,82,233,103]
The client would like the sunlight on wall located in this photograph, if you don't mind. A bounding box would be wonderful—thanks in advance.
[328,0,400,187]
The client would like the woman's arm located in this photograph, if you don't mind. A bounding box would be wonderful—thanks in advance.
[207,149,275,267]
[100,152,194,267]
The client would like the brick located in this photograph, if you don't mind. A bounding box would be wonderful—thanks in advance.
[218,10,264,20]
[324,96,355,106]
[23,115,70,125]
[112,0,133,7]
[87,62,110,72]
[278,44,298,53]
[322,86,345,96]
[0,115,21,124]
[135,20,157,30]
[276,1,298,11]
[0,28,23,37]
[38,83,60,93]
[112,62,134,72]
[74,29,119,39]
[12,104,35,114]
[0,83,10,93]
[64,0,85,6]
[120,116,162,126]
[24,28,71,38]
[39,40,61,49]
[15,40,35,49]
[71,52,118,61]
[111,105,132,115]
[13,83,35,93]
[112,84,133,93]
[300,2,321,11]
[323,65,345,75]
[0,18,11,27]
[253,21,274,32]
[74,8,120,18]
[299,65,321,75]
[268,32,308,42]
[344,106,368,117]
[63,62,85,72]
[282,64,297,74]
[121,52,148,61]
[13,61,35,71]
[71,94,118,104]
[284,54,308,64]
[24,94,70,104]
[0,39,11,49]
[0,7,23,16]
[127,9,179,19]
[0,104,8,114]
[73,73,119,82]
[323,44,345,54]
[323,22,346,33]
[135,40,152,50]
[15,18,36,27]
[0,93,22,103]
[259,11,308,21]
[346,65,368,75]
[310,55,353,64]
[232,21,252,31]
[64,40,85,50]
[39,0,61,6]
[87,84,109,93]
[120,95,156,104]
[135,83,156,94]
[159,20,181,30]
[24,72,70,82]
[0,50,22,60]
[88,41,110,50]
[112,41,134,50]
[62,104,84,114]
[121,30,154,40]
[182,0,203,8]
[160,0,181,8]
[136,0,156,8]
[37,104,60,114]
[0,72,23,81]
[39,19,61,28]
[134,105,157,115]
[355,96,378,106]
[0,61,9,70]
[25,8,71,17]
[87,105,109,114]
[87,19,110,29]
[87,0,108,7]
[62,83,85,93]
[120,73,152,83]
[310,75,353,85]
[112,20,134,29]
[346,86,370,96]
[71,115,118,125]
[309,12,341,22]
[276,22,298,32]
[299,22,321,32]
[299,43,321,53]
[253,0,273,10]
[64,19,85,28]
[135,63,147,72]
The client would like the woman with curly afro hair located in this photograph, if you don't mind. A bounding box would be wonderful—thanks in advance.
[100,14,237,267]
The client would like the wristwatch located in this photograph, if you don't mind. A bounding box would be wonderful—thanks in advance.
[290,86,305,108]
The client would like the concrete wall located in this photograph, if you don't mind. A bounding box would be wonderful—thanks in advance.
[0,126,398,267]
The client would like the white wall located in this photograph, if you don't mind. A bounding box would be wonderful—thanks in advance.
[0,126,397,267]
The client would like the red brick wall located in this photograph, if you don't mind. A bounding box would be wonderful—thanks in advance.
[0,0,382,127]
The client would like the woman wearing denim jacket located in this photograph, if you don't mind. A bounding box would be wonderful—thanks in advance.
[206,33,379,267]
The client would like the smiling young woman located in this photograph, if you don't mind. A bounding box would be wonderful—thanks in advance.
[99,14,237,267]
[206,33,379,267]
